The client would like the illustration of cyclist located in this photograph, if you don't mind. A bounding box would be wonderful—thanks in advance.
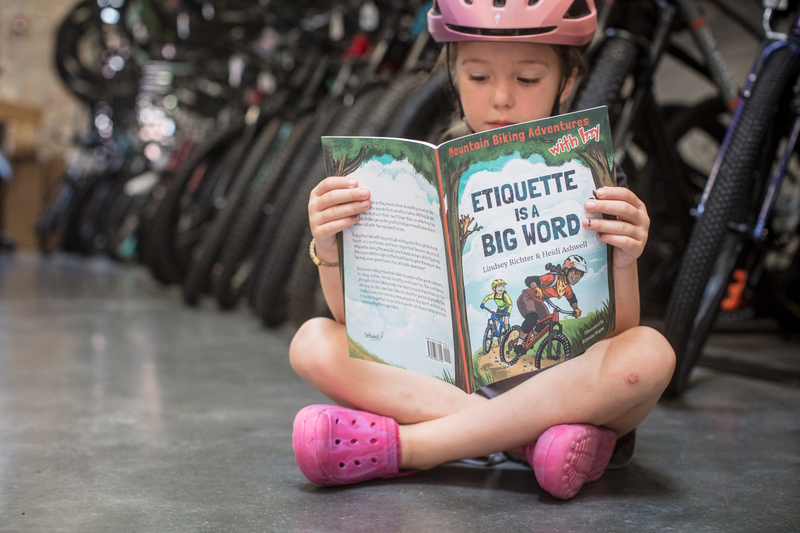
[515,255,587,354]
[480,279,512,326]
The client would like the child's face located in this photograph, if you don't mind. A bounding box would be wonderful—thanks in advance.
[494,285,505,296]
[455,41,575,133]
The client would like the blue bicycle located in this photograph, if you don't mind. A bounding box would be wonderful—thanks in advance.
[663,3,800,396]
[481,305,509,355]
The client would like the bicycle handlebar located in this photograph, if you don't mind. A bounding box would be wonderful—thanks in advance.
[543,297,577,317]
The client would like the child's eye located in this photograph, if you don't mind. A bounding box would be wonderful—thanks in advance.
[518,77,540,84]
[468,74,488,82]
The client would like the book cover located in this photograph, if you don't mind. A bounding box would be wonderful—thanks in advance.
[322,106,616,394]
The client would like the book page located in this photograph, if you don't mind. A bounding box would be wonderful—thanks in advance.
[323,138,458,384]
[438,108,616,388]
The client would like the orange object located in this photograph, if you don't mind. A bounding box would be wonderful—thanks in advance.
[720,269,748,311]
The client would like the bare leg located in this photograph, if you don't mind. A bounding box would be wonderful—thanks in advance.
[290,317,487,425]
[399,326,675,470]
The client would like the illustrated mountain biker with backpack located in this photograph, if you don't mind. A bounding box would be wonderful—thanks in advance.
[516,255,586,350]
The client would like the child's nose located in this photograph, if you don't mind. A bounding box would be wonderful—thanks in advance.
[492,81,514,109]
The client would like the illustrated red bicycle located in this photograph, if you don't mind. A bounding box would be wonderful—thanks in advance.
[499,297,575,369]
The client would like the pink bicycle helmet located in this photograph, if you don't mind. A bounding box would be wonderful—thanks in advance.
[428,0,597,46]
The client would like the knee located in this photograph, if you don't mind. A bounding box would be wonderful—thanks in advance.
[624,326,676,389]
[636,326,675,388]
[289,317,339,380]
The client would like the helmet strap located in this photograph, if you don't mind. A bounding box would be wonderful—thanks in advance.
[446,43,466,123]
[551,76,568,117]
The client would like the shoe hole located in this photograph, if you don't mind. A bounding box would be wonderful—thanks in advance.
[335,418,339,424]
[370,438,377,444]
[351,439,357,444]
[371,458,377,463]
[370,422,376,428]
[351,420,357,426]
[355,460,361,466]
[339,462,345,468]
[334,439,341,445]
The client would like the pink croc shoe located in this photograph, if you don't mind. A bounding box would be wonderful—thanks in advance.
[292,404,409,486]
[524,424,617,500]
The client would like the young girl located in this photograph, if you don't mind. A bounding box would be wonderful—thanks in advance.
[290,0,675,500]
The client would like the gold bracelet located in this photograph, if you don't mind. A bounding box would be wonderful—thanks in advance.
[309,238,339,267]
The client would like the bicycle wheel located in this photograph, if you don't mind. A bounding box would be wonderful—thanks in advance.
[534,332,571,370]
[662,46,800,397]
[637,98,729,315]
[145,122,245,283]
[182,116,284,305]
[211,112,316,309]
[102,171,160,262]
[384,69,455,143]
[482,321,495,355]
[571,36,640,114]
[498,326,523,366]
[255,87,387,326]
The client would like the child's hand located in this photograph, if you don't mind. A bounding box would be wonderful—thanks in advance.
[308,176,371,255]
[583,187,649,269]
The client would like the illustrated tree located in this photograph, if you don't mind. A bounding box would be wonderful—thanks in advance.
[459,214,482,249]
[576,142,615,188]
[442,157,474,390]
[325,146,367,177]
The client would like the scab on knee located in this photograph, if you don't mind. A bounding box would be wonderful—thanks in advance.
[625,372,640,385]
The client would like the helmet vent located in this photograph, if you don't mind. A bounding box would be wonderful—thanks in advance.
[493,0,506,7]
[432,0,441,15]
[564,0,592,18]
[446,24,557,37]
[527,0,541,5]
[463,0,473,4]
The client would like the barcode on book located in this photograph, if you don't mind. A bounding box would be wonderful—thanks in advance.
[425,337,452,365]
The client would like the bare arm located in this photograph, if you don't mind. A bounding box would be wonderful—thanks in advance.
[582,186,649,336]
[308,176,372,324]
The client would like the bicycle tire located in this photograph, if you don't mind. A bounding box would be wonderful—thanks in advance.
[385,69,454,142]
[255,87,387,326]
[283,77,439,327]
[182,116,284,305]
[145,122,245,283]
[211,112,316,309]
[286,225,333,326]
[498,325,524,366]
[534,331,571,369]
[102,171,160,262]
[661,46,800,397]
[571,36,640,113]
[242,99,346,311]
[482,322,494,355]
[634,98,729,316]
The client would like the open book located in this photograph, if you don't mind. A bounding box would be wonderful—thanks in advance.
[322,106,616,394]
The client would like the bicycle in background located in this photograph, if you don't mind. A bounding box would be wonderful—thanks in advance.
[663,1,800,396]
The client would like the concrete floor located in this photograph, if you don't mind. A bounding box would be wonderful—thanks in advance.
[0,252,799,532]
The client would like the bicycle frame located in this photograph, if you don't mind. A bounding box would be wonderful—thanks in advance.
[520,298,575,350]
[487,310,508,337]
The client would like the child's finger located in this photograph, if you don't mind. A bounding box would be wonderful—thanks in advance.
[585,198,646,223]
[311,199,370,229]
[595,186,645,208]
[310,186,370,214]
[582,217,647,242]
[313,176,359,197]
[315,214,362,243]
